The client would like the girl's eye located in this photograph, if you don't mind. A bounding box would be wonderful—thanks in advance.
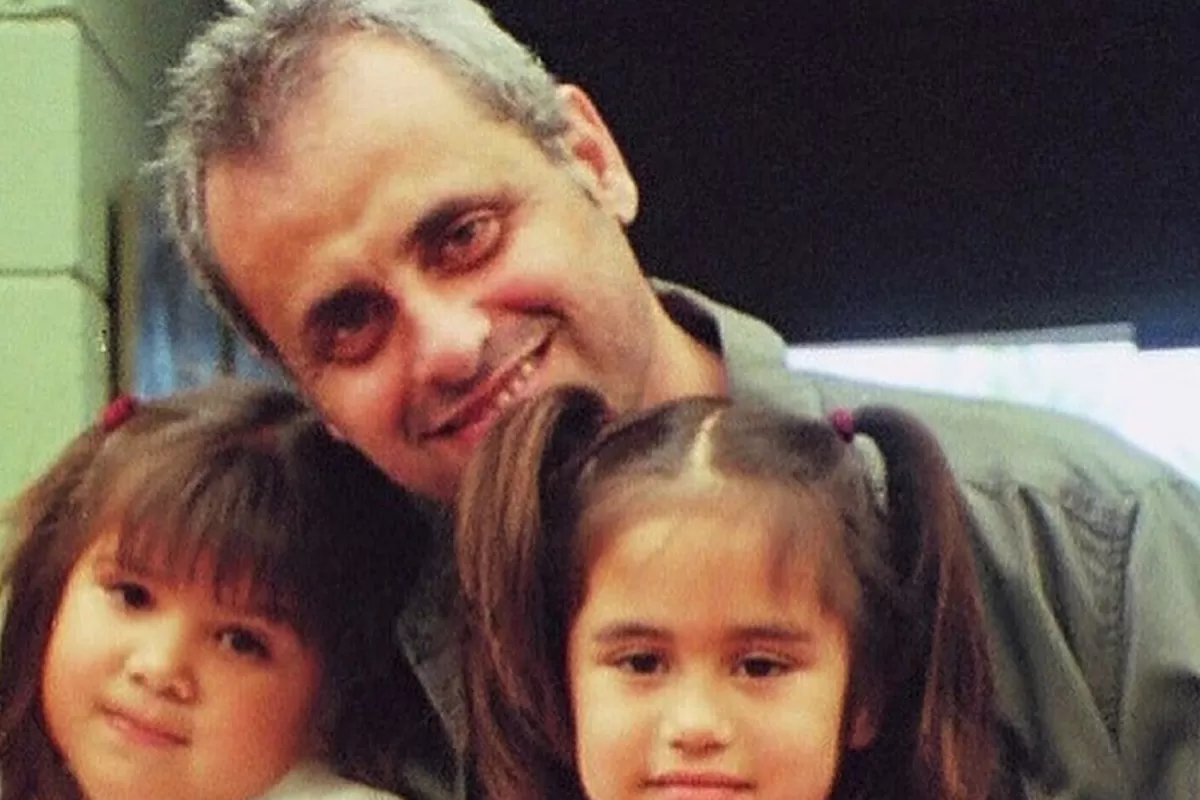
[217,627,272,660]
[737,656,791,679]
[617,652,665,676]
[107,581,153,610]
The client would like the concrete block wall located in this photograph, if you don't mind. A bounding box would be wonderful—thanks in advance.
[0,0,213,506]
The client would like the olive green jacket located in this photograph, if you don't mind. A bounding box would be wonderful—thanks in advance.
[390,283,1200,799]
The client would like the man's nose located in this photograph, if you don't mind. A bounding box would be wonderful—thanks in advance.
[124,619,198,703]
[660,673,734,755]
[408,289,491,391]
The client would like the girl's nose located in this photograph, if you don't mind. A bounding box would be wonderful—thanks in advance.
[124,621,198,703]
[660,676,734,755]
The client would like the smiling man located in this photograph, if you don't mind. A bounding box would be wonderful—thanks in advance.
[157,2,1200,798]
[198,32,722,502]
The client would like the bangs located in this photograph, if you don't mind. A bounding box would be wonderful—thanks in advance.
[112,523,299,624]
[90,433,312,631]
[744,480,862,620]
[578,475,858,618]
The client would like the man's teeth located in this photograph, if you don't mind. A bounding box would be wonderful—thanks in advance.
[485,356,537,416]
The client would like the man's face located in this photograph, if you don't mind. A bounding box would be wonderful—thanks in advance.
[205,34,672,503]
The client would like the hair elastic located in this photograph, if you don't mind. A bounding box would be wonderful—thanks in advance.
[100,394,139,432]
[829,407,856,442]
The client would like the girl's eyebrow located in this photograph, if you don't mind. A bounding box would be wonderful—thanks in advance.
[589,621,815,645]
[590,622,668,643]
[726,625,816,647]
[92,551,290,626]
[90,552,140,575]
[213,584,294,625]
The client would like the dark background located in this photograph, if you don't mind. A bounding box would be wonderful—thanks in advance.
[489,0,1199,345]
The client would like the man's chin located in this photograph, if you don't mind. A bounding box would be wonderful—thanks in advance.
[382,449,474,507]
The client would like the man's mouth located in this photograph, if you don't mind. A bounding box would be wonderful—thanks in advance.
[423,340,547,442]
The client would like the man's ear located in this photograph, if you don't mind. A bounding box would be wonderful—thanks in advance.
[556,84,639,224]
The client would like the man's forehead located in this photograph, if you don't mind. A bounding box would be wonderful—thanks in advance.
[205,39,486,229]
[294,32,489,131]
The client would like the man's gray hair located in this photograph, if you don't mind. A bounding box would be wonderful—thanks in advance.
[153,0,572,359]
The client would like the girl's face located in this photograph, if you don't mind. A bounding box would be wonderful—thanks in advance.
[41,530,323,800]
[567,505,876,800]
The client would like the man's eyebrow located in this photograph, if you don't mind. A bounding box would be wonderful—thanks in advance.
[302,280,376,327]
[410,189,517,244]
[298,194,491,293]
[294,189,519,350]
[412,195,488,239]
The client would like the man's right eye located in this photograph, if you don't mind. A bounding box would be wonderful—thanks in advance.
[311,289,394,365]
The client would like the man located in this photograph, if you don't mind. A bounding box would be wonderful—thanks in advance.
[157,1,1200,797]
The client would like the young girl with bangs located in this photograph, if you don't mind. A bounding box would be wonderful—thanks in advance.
[456,386,997,800]
[0,381,425,799]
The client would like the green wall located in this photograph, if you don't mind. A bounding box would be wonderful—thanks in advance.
[0,0,214,507]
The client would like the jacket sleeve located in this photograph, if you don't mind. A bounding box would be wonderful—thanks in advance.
[963,480,1129,799]
[1118,477,1200,798]
[963,471,1200,800]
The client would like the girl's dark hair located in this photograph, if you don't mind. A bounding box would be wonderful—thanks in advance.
[456,385,995,800]
[0,379,428,798]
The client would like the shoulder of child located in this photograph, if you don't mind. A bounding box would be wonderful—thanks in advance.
[256,762,409,800]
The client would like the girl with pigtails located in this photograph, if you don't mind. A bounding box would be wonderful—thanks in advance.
[456,386,997,800]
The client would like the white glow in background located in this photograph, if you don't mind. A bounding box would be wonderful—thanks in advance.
[787,337,1200,485]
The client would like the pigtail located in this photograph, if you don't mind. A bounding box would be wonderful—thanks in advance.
[456,386,608,800]
[0,425,105,800]
[853,407,995,800]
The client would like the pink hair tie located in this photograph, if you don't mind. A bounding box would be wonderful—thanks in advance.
[829,408,855,442]
[100,394,139,432]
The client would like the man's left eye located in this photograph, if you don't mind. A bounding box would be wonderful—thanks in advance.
[436,213,502,270]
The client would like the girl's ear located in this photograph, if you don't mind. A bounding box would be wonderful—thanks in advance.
[847,690,882,750]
